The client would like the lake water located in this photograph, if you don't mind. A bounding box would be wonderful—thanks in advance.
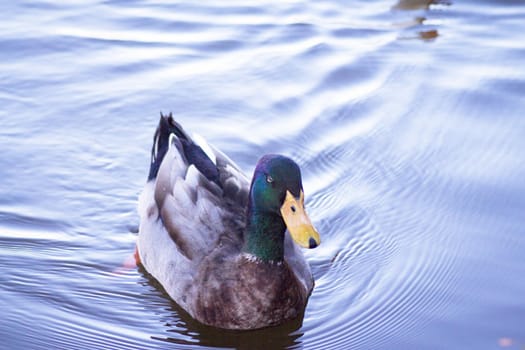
[1,1,525,349]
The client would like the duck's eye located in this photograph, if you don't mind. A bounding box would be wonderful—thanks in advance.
[266,174,274,184]
[291,205,296,213]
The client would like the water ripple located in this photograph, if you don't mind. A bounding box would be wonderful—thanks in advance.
[2,0,525,349]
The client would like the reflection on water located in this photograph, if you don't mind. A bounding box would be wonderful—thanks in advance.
[392,0,449,40]
[418,29,439,40]
[1,0,525,349]
[393,0,451,10]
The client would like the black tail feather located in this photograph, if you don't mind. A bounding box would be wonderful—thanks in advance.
[147,113,221,187]
[148,112,174,181]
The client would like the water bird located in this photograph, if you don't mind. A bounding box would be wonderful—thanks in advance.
[137,113,321,329]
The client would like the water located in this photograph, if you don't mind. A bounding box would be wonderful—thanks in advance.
[1,1,525,349]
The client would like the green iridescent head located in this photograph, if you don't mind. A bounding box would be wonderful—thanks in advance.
[250,155,302,213]
[246,155,320,255]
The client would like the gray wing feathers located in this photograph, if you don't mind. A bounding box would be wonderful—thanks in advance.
[154,140,246,261]
[213,145,250,208]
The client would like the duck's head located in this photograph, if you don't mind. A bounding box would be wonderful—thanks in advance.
[250,155,321,249]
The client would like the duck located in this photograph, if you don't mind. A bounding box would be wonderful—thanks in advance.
[137,113,321,330]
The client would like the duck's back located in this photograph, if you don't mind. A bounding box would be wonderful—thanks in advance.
[138,115,250,309]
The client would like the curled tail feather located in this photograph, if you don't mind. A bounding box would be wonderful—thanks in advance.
[147,113,221,187]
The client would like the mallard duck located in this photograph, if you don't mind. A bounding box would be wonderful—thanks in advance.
[137,113,321,330]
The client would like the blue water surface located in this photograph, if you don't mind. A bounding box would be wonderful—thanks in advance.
[1,1,525,349]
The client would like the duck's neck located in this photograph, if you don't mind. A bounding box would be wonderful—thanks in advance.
[244,209,286,262]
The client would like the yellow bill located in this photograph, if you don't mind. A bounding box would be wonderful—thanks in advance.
[280,190,321,248]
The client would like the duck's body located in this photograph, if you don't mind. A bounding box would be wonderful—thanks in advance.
[137,114,320,330]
